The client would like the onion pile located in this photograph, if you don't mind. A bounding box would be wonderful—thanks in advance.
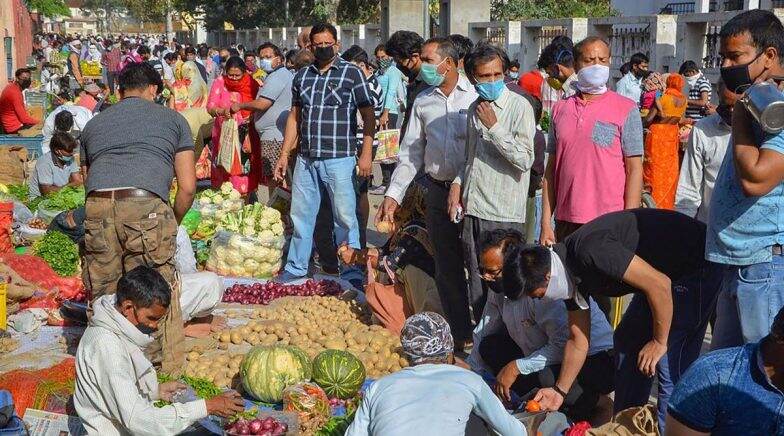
[222,280,343,305]
[225,416,288,436]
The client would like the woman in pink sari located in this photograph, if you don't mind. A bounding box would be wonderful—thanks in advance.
[207,56,261,195]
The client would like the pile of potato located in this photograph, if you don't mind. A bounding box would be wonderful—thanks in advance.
[184,351,245,388]
[213,296,408,379]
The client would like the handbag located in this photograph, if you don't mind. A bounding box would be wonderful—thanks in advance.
[195,146,211,180]
[216,117,243,176]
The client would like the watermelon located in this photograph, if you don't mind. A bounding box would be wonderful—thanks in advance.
[240,345,312,403]
[312,350,366,399]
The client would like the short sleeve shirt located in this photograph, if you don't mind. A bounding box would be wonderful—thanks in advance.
[685,76,712,120]
[546,91,644,224]
[706,126,784,265]
[28,152,79,199]
[667,343,784,435]
[557,209,707,309]
[291,57,373,158]
[253,66,293,141]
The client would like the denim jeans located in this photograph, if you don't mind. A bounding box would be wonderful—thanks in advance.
[612,261,723,432]
[284,155,359,277]
[711,253,784,350]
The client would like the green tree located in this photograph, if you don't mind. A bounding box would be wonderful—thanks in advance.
[491,0,615,21]
[26,0,71,17]
[336,0,379,24]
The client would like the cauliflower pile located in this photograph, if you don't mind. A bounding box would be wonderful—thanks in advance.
[194,182,244,219]
[205,202,285,278]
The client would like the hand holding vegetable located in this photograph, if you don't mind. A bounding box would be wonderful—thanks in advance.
[158,381,187,402]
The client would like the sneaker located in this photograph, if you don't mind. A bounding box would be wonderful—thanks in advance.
[275,270,305,284]
[368,185,387,195]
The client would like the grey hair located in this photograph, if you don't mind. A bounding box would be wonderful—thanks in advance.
[424,37,460,65]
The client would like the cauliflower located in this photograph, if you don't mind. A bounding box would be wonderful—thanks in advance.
[261,207,282,222]
[241,226,255,237]
[228,190,241,201]
[256,246,271,261]
[257,217,272,231]
[224,249,243,266]
[259,229,275,241]
[212,245,227,260]
[212,195,224,206]
[270,223,284,236]
[214,210,227,221]
[220,182,234,195]
[243,258,260,272]
[228,234,244,249]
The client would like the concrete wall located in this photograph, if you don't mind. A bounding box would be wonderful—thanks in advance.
[1,0,35,85]
[381,0,426,41]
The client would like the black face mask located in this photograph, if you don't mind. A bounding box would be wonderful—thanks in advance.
[717,104,733,126]
[484,278,505,295]
[18,78,31,90]
[136,323,156,335]
[720,51,765,94]
[314,45,335,63]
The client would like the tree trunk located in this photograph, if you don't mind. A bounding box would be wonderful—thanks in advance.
[166,0,174,41]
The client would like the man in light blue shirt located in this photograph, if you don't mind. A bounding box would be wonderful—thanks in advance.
[706,10,784,350]
[614,52,648,105]
[346,312,526,436]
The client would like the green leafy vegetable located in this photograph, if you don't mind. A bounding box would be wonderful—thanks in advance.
[39,186,85,211]
[33,231,79,276]
[317,410,356,436]
[153,374,222,408]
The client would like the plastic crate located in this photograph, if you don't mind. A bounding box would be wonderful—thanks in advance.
[0,135,43,158]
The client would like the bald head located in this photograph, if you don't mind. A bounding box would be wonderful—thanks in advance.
[573,37,610,70]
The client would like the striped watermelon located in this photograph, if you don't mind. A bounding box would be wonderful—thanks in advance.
[312,350,366,399]
[240,345,312,403]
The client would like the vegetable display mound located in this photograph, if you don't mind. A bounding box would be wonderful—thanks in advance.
[312,350,366,400]
[222,280,343,305]
[38,186,85,211]
[240,345,313,403]
[33,231,80,276]
[225,415,289,436]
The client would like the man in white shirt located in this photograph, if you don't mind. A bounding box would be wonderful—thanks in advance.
[74,266,244,436]
[377,37,479,347]
[468,229,614,422]
[346,312,526,436]
[41,95,93,154]
[615,52,648,105]
[675,82,736,223]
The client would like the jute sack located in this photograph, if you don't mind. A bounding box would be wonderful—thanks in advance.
[0,147,28,185]
[586,404,659,436]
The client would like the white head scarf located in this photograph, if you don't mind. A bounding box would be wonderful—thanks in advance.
[401,312,454,364]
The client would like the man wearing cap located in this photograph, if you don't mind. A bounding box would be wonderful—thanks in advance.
[346,312,526,436]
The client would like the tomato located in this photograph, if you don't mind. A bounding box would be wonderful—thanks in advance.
[525,400,541,413]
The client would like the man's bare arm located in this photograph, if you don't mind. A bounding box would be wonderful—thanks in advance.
[173,150,196,224]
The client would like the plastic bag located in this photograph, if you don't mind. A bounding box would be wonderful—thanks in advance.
[181,210,202,236]
[205,230,284,278]
[0,203,12,253]
[217,117,243,175]
[0,254,85,301]
[282,381,330,421]
[195,146,212,180]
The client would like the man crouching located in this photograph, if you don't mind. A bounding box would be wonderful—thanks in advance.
[74,266,244,436]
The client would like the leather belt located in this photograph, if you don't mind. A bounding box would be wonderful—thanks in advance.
[774,245,783,256]
[426,174,452,190]
[88,188,157,200]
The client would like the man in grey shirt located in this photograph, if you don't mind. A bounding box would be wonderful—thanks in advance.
[79,62,196,377]
[232,42,293,187]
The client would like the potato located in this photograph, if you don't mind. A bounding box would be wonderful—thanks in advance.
[246,332,259,344]
[230,332,243,344]
[240,326,252,336]
[219,332,231,343]
[252,323,265,333]
[398,357,408,367]
[216,355,229,364]
[187,351,200,361]
[219,342,230,350]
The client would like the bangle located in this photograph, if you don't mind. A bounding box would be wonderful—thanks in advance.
[553,385,568,399]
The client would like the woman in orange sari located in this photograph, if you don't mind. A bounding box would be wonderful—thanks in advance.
[643,73,687,209]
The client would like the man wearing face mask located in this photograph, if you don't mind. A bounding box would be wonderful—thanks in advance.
[706,9,784,351]
[675,81,737,223]
[540,40,578,99]
[273,23,375,282]
[448,43,536,326]
[468,229,614,423]
[231,42,292,194]
[0,68,41,135]
[539,37,644,321]
[615,52,649,105]
[378,37,479,348]
[80,62,196,376]
[74,266,245,436]
[384,31,428,137]
[29,131,82,200]
[515,209,723,431]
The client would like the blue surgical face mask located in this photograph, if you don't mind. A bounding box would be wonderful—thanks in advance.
[417,59,446,86]
[260,58,274,73]
[56,153,74,164]
[475,79,506,101]
[508,71,519,80]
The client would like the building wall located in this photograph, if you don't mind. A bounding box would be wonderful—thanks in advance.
[611,0,666,16]
[0,0,35,84]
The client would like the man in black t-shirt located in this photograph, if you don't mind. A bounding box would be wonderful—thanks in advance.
[503,209,722,430]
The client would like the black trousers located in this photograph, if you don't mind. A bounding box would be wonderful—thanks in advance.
[479,330,615,421]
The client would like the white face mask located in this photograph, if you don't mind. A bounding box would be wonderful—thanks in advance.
[686,73,700,87]
[574,64,610,95]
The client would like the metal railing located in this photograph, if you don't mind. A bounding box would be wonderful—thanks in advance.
[659,2,695,14]
[703,25,722,69]
[536,27,567,54]
[773,0,784,7]
[723,0,743,10]
[609,26,652,71]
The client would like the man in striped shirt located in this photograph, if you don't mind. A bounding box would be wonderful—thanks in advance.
[449,43,536,323]
[680,60,713,121]
[273,23,375,282]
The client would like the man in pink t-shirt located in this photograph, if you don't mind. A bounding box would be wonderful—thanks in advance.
[540,36,644,282]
